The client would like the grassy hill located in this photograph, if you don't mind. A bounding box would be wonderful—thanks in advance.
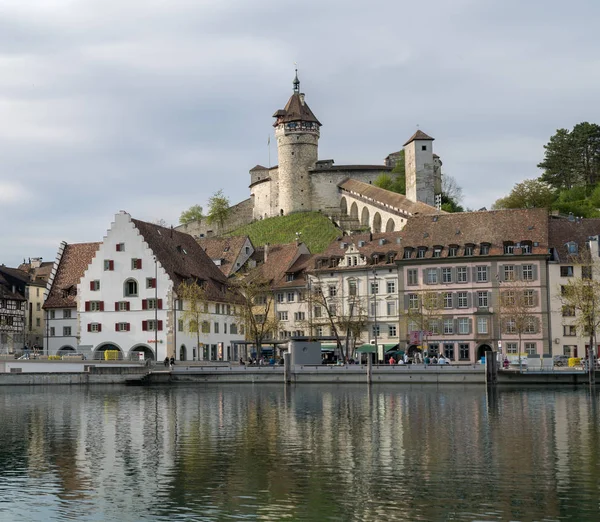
[227,212,341,253]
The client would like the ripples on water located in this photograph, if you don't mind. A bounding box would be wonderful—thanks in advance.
[0,385,599,521]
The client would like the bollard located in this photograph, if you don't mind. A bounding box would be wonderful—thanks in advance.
[284,352,291,384]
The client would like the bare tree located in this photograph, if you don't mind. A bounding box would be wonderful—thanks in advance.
[405,291,443,358]
[178,279,209,360]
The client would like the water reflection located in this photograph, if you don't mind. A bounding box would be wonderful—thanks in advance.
[0,384,599,521]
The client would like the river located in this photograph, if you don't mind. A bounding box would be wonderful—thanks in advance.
[0,384,599,521]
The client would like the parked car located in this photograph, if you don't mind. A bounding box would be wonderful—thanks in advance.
[553,355,570,367]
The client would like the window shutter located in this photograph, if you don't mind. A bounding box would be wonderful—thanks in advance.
[115,302,119,312]
[142,320,148,331]
[157,299,163,309]
[116,244,120,252]
[452,293,458,308]
[142,299,147,310]
[97,323,102,333]
[158,320,163,331]
[99,301,104,311]
[436,268,442,283]
[453,318,458,333]
[471,267,477,281]
[85,301,90,312]
[109,260,114,271]
[532,265,538,281]
[127,301,131,311]
[451,267,457,282]
[468,318,473,334]
[152,278,157,288]
[137,259,142,269]
[422,269,428,284]
[466,293,472,308]
[499,265,504,281]
[90,281,94,291]
[115,323,119,332]
[515,265,523,280]
[403,294,409,309]
[487,292,491,307]
[87,323,91,332]
[533,291,539,307]
[126,323,130,331]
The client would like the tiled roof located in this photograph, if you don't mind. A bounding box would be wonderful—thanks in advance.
[250,243,309,288]
[396,208,549,258]
[44,242,100,309]
[0,272,26,300]
[275,253,313,289]
[131,218,231,300]
[548,217,600,262]
[250,165,268,172]
[16,261,53,282]
[272,93,321,126]
[403,130,434,146]
[197,236,250,277]
[339,178,441,216]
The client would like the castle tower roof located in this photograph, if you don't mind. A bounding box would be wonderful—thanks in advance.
[403,130,434,146]
[272,71,322,127]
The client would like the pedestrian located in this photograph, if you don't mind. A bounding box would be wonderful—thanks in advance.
[389,356,396,365]
[432,355,438,365]
[503,357,509,369]
[404,353,409,364]
[240,357,245,366]
[164,356,169,367]
[169,356,175,369]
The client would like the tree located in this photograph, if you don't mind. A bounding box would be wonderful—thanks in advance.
[492,179,557,210]
[154,218,169,227]
[207,190,231,229]
[405,291,443,357]
[229,274,279,359]
[441,174,464,212]
[558,247,600,382]
[178,279,209,360]
[179,205,204,225]
[498,280,540,372]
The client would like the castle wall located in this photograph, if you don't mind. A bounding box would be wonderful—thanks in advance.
[309,170,383,213]
[175,198,254,238]
[252,171,276,220]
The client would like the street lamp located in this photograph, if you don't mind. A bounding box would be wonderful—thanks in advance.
[372,269,378,364]
[154,256,158,362]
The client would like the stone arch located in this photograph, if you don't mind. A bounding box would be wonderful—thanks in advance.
[340,197,348,216]
[477,344,492,362]
[372,212,382,233]
[57,346,76,356]
[386,218,395,232]
[130,343,155,361]
[94,342,123,361]
[350,201,359,220]
[361,206,370,227]
[179,344,187,361]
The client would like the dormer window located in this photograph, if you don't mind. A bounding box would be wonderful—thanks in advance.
[403,248,413,259]
[567,242,578,255]
[286,274,295,282]
[417,247,427,259]
[504,242,515,255]
[480,243,490,255]
[433,246,442,258]
[464,244,475,256]
[521,241,532,254]
[448,245,458,257]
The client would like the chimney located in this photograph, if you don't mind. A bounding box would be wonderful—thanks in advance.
[299,93,305,105]
[264,243,269,262]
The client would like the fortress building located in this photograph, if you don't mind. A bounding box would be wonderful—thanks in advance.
[177,72,443,238]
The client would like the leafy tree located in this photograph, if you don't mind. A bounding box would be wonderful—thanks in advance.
[207,189,231,229]
[178,279,209,360]
[492,179,557,210]
[179,205,204,225]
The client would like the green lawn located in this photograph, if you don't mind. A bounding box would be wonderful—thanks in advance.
[227,212,341,253]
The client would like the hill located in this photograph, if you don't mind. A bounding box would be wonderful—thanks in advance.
[227,212,341,253]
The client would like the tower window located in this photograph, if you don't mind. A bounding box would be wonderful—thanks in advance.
[422,145,427,151]
[291,151,295,155]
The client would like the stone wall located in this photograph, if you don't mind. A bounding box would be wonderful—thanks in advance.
[175,198,254,238]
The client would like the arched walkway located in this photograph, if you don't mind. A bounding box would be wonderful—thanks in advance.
[94,343,123,361]
[385,218,395,232]
[179,344,187,361]
[361,206,370,227]
[350,202,358,220]
[340,197,348,216]
[373,212,382,233]
[130,344,155,361]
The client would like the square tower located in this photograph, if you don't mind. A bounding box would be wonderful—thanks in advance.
[404,130,436,207]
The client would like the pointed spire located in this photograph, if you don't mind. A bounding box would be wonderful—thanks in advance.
[293,64,300,93]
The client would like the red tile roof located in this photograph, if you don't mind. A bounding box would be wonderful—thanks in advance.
[403,130,434,146]
[272,93,321,126]
[548,217,600,261]
[197,236,250,277]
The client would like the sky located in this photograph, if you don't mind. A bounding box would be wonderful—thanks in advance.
[1,0,600,267]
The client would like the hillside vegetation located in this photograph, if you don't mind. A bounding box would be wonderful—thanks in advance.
[227,212,341,253]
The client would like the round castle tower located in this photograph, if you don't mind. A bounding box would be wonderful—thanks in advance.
[272,71,321,215]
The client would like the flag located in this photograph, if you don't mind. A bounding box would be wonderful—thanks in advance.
[267,135,270,146]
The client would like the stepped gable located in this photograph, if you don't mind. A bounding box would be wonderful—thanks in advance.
[397,208,550,257]
[44,243,100,309]
[272,93,322,126]
[548,217,600,261]
[338,178,440,215]
[403,130,434,146]
[131,219,229,300]
[197,236,249,277]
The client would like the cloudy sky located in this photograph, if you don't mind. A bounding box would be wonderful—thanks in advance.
[1,0,599,267]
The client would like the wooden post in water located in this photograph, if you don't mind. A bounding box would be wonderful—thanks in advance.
[367,353,372,385]
[284,352,291,384]
[485,350,498,386]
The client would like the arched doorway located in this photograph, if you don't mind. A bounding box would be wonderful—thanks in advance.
[386,218,395,232]
[350,202,358,219]
[180,344,187,361]
[130,344,155,361]
[373,212,382,233]
[361,206,370,227]
[340,197,348,216]
[94,343,123,361]
[477,344,492,362]
[407,345,422,362]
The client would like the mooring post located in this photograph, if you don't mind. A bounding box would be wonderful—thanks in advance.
[485,350,498,386]
[367,353,372,385]
[284,352,291,384]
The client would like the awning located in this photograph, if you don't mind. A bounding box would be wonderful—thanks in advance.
[321,344,338,351]
[355,343,399,354]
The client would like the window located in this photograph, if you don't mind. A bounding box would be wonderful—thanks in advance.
[458,318,469,335]
[457,292,468,308]
[230,323,238,334]
[443,319,453,334]
[146,278,157,289]
[214,322,219,334]
[224,323,228,334]
[124,279,138,297]
[314,306,322,318]
[523,290,535,307]
[562,305,575,317]
[88,301,103,312]
[476,266,488,282]
[502,291,515,307]
[63,326,71,336]
[89,323,101,333]
[116,323,129,332]
[403,248,413,259]
[386,301,396,316]
[143,320,162,332]
[90,280,100,291]
[372,324,380,337]
[444,343,454,360]
[407,269,418,286]
[131,258,142,270]
[370,301,379,316]
[370,281,379,294]
[524,317,536,334]
[429,320,440,335]
[178,319,184,332]
[278,311,288,321]
[456,266,468,283]
[459,344,469,360]
[104,259,114,271]
[348,280,357,296]
[35,302,41,312]
[386,280,396,294]
[286,274,295,282]
[287,292,295,302]
[560,266,574,277]
[521,242,532,254]
[316,326,324,336]
[506,342,518,354]
[464,245,474,256]
[254,295,267,305]
[433,247,442,258]
[563,345,576,357]
[145,298,162,310]
[443,292,453,309]
[504,265,515,281]
[563,325,576,336]
[294,312,306,321]
[50,327,55,336]
[276,293,284,303]
[480,243,490,255]
[202,321,210,333]
[504,242,515,254]
[522,264,534,281]
[525,342,536,355]
[329,304,337,316]
[417,247,427,259]
[477,317,488,335]
[426,269,438,284]
[477,291,488,308]
[567,242,578,255]
[388,325,397,337]
[505,318,516,334]
[408,294,419,310]
[116,243,125,252]
[328,285,337,297]
[50,310,56,319]
[422,145,427,151]
[408,320,418,333]
[582,266,593,280]
[63,309,71,319]
[448,245,458,257]
[440,267,452,283]
[36,318,40,327]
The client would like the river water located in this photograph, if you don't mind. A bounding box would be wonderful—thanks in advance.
[0,384,599,521]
